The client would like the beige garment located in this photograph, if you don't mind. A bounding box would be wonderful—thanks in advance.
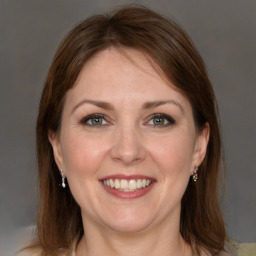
[233,241,256,256]
[16,240,256,255]
[221,241,256,256]
[70,241,256,256]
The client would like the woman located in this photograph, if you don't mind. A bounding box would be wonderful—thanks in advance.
[20,5,255,256]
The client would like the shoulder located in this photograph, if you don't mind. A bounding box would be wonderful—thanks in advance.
[229,241,256,256]
[237,243,256,256]
[7,225,39,256]
[16,248,42,256]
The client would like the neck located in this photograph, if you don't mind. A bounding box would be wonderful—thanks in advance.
[76,215,193,256]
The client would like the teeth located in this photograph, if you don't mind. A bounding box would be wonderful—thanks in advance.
[102,178,153,191]
[110,179,115,188]
[129,180,136,190]
[137,179,142,188]
[120,179,128,189]
[115,179,120,189]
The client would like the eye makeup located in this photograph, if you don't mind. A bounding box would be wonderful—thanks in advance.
[146,113,176,128]
[80,113,109,127]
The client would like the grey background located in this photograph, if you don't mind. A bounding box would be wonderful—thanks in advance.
[0,0,255,255]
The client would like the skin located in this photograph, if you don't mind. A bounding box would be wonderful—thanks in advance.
[49,48,209,256]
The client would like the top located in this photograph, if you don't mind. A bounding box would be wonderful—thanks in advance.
[70,240,256,256]
[16,238,256,255]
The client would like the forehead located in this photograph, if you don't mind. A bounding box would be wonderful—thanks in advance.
[75,47,167,87]
[65,47,191,111]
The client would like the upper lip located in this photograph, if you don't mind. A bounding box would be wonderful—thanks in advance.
[100,174,156,181]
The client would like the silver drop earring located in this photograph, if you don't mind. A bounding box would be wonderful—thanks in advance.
[59,169,66,188]
[192,167,198,182]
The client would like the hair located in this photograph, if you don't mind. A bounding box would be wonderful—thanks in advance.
[31,5,226,256]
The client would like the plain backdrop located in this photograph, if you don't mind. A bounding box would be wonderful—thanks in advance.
[0,0,255,255]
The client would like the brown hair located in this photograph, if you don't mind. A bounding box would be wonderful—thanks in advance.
[33,5,226,255]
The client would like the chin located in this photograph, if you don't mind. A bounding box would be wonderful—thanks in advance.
[99,208,156,233]
[105,218,153,233]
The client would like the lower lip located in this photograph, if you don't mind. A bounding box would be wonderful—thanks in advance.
[100,182,156,199]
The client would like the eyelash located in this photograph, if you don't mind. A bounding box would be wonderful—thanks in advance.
[147,114,176,127]
[80,114,109,127]
[80,113,176,128]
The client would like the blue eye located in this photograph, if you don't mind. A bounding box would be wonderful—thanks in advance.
[81,114,107,126]
[148,114,175,127]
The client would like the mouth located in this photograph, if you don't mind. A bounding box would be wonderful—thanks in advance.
[99,175,156,199]
[102,178,152,191]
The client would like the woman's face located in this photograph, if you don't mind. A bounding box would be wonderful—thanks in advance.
[49,48,209,233]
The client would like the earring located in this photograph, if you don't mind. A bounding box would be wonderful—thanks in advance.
[59,169,66,188]
[192,167,198,182]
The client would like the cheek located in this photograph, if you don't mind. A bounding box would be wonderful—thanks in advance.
[151,134,195,208]
[149,133,194,177]
[61,131,108,178]
[59,132,110,211]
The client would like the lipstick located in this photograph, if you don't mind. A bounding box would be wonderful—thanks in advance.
[99,174,156,199]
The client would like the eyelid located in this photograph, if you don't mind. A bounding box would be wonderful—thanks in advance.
[145,113,176,127]
[79,113,175,127]
[80,113,110,126]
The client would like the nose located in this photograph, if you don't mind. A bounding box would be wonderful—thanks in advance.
[110,126,146,166]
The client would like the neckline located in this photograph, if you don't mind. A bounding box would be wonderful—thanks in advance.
[71,240,239,256]
[71,243,198,256]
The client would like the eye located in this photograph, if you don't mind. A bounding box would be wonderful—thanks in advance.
[147,114,176,127]
[80,114,108,126]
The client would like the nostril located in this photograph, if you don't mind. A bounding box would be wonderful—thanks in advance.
[110,132,146,165]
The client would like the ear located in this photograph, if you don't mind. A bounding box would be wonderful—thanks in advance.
[48,130,64,171]
[191,123,210,173]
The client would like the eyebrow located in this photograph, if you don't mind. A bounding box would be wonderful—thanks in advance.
[71,99,114,114]
[142,100,184,113]
[71,99,184,114]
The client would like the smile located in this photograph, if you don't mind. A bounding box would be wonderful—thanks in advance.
[100,175,156,199]
[102,178,152,191]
